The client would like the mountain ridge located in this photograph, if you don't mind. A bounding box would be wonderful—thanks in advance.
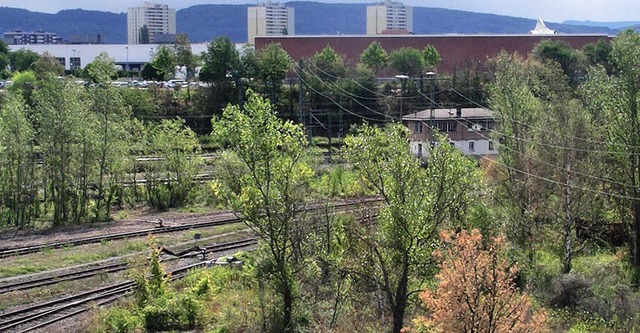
[0,2,619,44]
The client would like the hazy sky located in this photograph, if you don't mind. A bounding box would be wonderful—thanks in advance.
[0,0,637,23]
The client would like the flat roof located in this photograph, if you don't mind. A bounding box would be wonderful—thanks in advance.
[402,107,493,121]
[256,33,612,39]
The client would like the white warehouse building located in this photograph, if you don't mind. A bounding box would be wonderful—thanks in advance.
[7,43,244,71]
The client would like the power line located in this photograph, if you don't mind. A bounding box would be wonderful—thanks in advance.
[450,88,640,152]
[414,90,638,192]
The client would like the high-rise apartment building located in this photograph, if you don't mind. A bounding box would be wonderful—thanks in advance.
[366,0,413,35]
[247,1,295,45]
[127,2,176,44]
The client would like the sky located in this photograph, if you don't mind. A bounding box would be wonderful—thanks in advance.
[0,0,637,23]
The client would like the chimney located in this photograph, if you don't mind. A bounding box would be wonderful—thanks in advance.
[456,107,462,118]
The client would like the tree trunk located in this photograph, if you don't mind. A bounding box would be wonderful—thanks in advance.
[562,163,574,274]
[283,283,293,333]
[391,260,409,333]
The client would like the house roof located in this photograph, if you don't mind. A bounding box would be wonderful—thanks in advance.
[402,107,493,121]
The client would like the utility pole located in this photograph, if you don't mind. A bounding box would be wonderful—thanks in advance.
[426,71,436,136]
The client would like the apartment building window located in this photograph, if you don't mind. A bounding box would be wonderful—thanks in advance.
[414,122,422,133]
[469,141,475,152]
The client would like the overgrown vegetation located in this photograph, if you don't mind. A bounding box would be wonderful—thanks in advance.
[5,29,640,333]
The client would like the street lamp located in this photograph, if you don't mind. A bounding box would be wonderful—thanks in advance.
[425,71,436,130]
[125,46,129,79]
[395,74,409,118]
[71,49,77,74]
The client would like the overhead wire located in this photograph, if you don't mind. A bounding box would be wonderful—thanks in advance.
[296,64,397,120]
[294,66,385,123]
[450,87,640,152]
[414,89,638,192]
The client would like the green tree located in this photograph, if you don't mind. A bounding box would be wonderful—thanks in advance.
[313,45,345,81]
[173,34,198,79]
[360,41,388,74]
[581,30,640,277]
[8,49,40,72]
[139,25,150,44]
[422,44,441,71]
[145,118,202,210]
[89,85,133,220]
[257,43,293,103]
[7,70,37,105]
[32,51,64,80]
[199,36,240,83]
[343,124,480,333]
[239,44,259,79]
[86,51,117,84]
[389,47,425,77]
[150,46,176,81]
[532,39,584,82]
[212,91,312,332]
[0,39,9,78]
[35,79,87,225]
[583,39,613,73]
[0,93,38,228]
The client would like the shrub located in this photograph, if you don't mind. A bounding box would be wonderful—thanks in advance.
[411,229,548,333]
[98,306,143,333]
[548,273,593,308]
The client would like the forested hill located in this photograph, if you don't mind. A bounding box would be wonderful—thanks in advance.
[0,2,618,44]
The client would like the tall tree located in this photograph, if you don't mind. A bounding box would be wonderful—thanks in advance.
[173,34,198,79]
[145,118,202,210]
[32,51,64,80]
[0,93,38,228]
[422,44,441,71]
[0,39,9,78]
[313,45,345,81]
[343,124,480,333]
[35,79,87,225]
[581,30,640,278]
[212,91,312,332]
[89,85,133,220]
[360,41,388,74]
[257,43,293,104]
[488,52,542,262]
[8,49,40,72]
[199,36,240,83]
[389,47,425,77]
[150,46,176,81]
[532,39,584,83]
[86,51,117,84]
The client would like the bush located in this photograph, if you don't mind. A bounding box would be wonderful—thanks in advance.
[97,306,143,333]
[548,273,593,308]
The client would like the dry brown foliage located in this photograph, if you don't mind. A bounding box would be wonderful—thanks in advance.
[405,229,547,333]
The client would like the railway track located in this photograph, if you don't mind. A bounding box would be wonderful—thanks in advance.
[0,238,258,333]
[0,198,382,259]
[0,237,258,294]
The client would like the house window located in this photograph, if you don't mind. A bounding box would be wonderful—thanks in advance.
[436,121,457,132]
[469,141,475,152]
[489,140,495,151]
[417,143,422,158]
[414,122,422,133]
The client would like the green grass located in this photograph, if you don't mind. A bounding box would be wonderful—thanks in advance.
[0,223,249,278]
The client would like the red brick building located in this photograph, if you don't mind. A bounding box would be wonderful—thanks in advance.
[255,34,611,73]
